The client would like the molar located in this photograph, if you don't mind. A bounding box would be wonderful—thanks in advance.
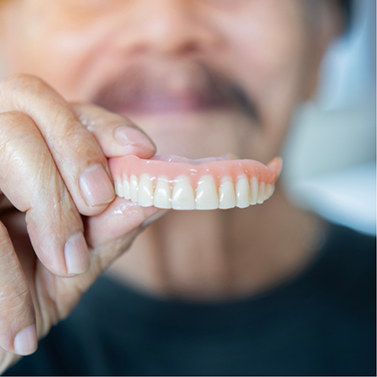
[138,174,154,207]
[264,183,270,201]
[266,183,275,200]
[172,175,195,210]
[219,177,236,209]
[236,175,250,208]
[195,175,218,210]
[264,183,272,200]
[130,174,139,203]
[153,176,172,209]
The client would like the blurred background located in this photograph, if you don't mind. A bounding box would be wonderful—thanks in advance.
[0,0,374,236]
[281,0,376,235]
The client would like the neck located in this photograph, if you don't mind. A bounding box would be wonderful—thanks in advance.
[107,185,324,301]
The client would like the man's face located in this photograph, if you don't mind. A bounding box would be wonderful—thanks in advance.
[0,0,329,163]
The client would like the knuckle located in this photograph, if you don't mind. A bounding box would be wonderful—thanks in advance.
[2,280,30,313]
[0,273,30,317]
[0,111,37,166]
[57,126,103,163]
[0,111,32,129]
[76,133,101,157]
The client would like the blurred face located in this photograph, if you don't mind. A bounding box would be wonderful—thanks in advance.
[0,0,334,163]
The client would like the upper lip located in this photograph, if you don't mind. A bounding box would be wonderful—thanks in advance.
[101,92,229,114]
[92,59,241,115]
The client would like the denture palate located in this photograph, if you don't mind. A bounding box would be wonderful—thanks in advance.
[109,155,282,210]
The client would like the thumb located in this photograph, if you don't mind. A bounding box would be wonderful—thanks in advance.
[85,197,168,249]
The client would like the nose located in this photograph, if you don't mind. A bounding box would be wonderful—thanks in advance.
[113,0,219,56]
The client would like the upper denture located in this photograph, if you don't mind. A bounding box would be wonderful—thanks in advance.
[109,155,282,210]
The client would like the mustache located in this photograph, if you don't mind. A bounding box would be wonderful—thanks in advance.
[91,61,259,122]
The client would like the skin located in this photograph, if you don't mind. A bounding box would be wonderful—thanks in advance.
[0,0,342,372]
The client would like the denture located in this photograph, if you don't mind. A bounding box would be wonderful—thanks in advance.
[109,154,282,210]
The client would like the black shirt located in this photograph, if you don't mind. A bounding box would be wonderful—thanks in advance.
[5,223,376,376]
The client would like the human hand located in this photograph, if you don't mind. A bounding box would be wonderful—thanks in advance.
[0,74,162,373]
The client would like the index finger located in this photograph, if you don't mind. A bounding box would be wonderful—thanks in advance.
[0,74,113,216]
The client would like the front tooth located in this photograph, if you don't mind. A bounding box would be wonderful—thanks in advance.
[123,175,131,200]
[219,177,236,209]
[154,176,172,209]
[138,174,154,207]
[236,175,250,208]
[172,175,195,210]
[195,175,218,210]
[250,176,258,205]
[114,178,124,198]
[130,175,139,203]
[257,182,265,204]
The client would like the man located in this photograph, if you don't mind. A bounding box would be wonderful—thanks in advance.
[0,0,375,375]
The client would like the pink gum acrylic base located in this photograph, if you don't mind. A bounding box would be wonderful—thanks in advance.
[109,155,283,188]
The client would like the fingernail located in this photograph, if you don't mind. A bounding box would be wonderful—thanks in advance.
[80,164,115,206]
[14,325,38,355]
[64,233,89,274]
[114,126,155,152]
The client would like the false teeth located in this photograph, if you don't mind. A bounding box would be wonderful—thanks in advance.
[130,175,139,203]
[257,181,265,204]
[219,178,236,209]
[138,174,154,207]
[114,175,276,210]
[153,176,172,209]
[265,183,275,200]
[123,175,131,200]
[114,178,124,198]
[110,154,282,210]
[195,175,218,210]
[250,176,259,205]
[172,175,195,210]
[236,175,250,208]
[264,184,271,200]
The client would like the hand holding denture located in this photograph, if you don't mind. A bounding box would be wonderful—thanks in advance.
[0,74,282,371]
[0,74,160,370]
